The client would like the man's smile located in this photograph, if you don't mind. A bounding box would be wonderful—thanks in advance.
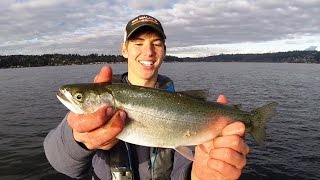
[139,60,155,67]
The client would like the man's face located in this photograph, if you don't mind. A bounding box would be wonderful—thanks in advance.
[122,31,166,83]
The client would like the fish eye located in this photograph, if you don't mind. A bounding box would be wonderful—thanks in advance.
[74,93,84,101]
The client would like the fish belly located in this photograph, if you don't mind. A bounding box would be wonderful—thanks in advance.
[115,105,230,148]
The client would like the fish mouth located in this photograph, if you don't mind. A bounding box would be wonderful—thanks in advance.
[57,90,68,102]
[56,89,84,114]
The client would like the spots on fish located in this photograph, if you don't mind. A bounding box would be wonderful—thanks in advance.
[183,130,196,137]
[183,130,191,137]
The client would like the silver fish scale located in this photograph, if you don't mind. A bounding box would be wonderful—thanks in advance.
[109,84,247,147]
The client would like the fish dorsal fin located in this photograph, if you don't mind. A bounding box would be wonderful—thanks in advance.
[178,89,209,100]
[174,146,194,161]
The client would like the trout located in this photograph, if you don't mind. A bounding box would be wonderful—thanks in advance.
[57,83,278,160]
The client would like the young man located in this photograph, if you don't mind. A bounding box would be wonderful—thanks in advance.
[44,15,249,180]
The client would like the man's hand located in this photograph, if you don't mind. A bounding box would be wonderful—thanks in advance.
[67,66,126,150]
[191,95,250,180]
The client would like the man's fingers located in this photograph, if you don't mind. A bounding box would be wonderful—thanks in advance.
[67,106,113,133]
[99,138,120,150]
[213,135,250,157]
[207,158,242,180]
[209,147,247,169]
[221,121,246,137]
[101,110,126,136]
[73,110,126,150]
[217,94,228,104]
[214,122,249,156]
[94,66,113,83]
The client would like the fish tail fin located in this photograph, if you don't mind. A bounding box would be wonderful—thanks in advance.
[250,102,278,146]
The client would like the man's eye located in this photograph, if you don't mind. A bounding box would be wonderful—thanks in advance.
[153,43,162,46]
[153,41,163,46]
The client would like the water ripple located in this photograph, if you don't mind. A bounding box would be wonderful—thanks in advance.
[1,63,320,179]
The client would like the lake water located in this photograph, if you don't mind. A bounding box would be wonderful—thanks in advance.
[0,62,319,180]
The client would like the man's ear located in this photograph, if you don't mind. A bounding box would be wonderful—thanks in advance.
[121,43,128,58]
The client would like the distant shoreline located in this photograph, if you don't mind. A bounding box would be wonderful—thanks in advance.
[1,50,319,69]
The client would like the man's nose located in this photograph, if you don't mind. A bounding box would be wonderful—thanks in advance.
[142,43,155,56]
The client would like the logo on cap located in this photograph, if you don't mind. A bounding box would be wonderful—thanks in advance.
[130,15,160,26]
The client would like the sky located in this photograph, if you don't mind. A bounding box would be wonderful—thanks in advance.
[1,0,319,57]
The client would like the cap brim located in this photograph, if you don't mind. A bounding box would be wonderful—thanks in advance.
[126,24,166,40]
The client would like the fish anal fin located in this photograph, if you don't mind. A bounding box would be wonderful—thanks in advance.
[174,146,194,161]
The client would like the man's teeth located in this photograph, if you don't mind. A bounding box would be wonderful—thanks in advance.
[139,61,154,66]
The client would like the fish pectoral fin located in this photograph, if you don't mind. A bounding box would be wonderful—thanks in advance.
[174,146,194,161]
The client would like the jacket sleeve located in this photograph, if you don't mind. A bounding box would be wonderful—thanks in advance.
[171,147,194,180]
[43,115,94,178]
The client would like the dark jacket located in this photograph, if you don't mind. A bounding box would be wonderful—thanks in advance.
[44,73,192,180]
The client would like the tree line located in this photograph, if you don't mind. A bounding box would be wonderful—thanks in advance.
[181,50,320,63]
[0,50,319,69]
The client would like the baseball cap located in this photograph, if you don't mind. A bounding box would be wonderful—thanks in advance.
[124,15,166,41]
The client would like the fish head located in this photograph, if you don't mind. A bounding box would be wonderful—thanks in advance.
[57,83,114,114]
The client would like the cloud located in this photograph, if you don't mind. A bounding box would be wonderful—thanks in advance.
[127,0,176,9]
[0,0,319,56]
[164,0,320,45]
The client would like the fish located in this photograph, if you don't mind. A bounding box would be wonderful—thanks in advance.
[57,82,278,160]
